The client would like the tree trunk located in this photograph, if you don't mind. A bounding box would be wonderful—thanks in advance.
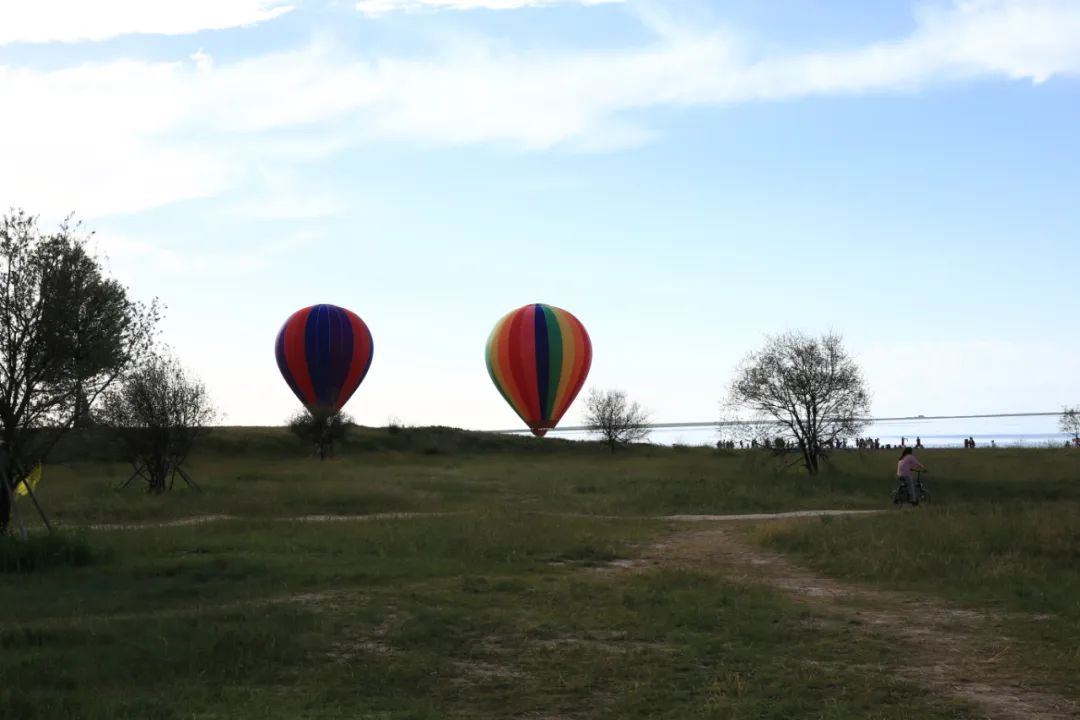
[0,478,10,535]
[0,446,13,533]
[147,457,169,493]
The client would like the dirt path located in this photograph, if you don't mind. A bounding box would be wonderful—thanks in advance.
[642,525,1078,720]
[84,511,442,531]
[81,509,881,531]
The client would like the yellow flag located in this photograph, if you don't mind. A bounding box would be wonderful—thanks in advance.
[14,464,42,497]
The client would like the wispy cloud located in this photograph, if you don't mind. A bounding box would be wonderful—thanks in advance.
[2,1,1079,216]
[94,231,320,277]
[0,0,293,45]
[356,0,620,17]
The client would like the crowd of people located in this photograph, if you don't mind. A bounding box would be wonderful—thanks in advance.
[713,434,1077,450]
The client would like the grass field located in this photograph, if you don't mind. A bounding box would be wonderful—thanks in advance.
[2,427,1078,719]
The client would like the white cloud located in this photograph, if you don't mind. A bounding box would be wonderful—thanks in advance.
[2,0,1079,216]
[0,1,293,44]
[356,0,620,17]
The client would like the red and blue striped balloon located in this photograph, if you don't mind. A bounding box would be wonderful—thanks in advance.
[275,304,374,413]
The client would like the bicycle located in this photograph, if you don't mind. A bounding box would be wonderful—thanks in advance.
[892,469,930,506]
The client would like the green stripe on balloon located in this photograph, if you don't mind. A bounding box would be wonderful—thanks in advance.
[543,305,562,422]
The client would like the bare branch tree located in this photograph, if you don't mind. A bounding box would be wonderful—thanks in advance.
[0,210,159,530]
[584,388,650,452]
[288,409,353,460]
[100,351,217,493]
[727,331,870,475]
[1061,406,1080,443]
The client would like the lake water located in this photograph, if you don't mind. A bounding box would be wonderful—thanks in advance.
[543,415,1075,449]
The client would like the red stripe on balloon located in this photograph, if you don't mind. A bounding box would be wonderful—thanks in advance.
[494,315,529,426]
[285,306,317,407]
[335,309,373,410]
[515,305,542,426]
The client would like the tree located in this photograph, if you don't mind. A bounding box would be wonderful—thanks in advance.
[584,388,650,452]
[1061,407,1080,442]
[288,408,353,460]
[0,211,158,531]
[100,351,217,493]
[727,331,869,475]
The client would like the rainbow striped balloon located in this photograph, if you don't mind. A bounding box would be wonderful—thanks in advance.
[486,303,592,437]
[275,304,374,414]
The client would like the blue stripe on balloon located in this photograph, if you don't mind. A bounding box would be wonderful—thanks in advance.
[534,304,550,422]
[305,305,330,408]
[326,305,353,407]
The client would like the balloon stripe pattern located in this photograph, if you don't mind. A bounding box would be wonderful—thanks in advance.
[276,304,374,413]
[486,303,591,437]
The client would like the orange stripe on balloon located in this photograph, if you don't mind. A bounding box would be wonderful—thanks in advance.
[494,316,517,412]
[489,313,527,422]
[550,308,576,420]
[554,311,591,422]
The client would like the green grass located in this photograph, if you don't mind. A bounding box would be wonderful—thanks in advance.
[0,514,980,719]
[752,501,1080,692]
[0,532,97,573]
[26,428,1080,528]
[2,427,1078,718]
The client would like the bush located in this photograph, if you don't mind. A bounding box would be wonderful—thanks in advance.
[0,532,97,573]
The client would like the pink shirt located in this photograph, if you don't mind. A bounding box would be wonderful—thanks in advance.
[897,455,923,477]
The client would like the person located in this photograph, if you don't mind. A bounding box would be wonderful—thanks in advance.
[915,437,924,449]
[896,447,926,506]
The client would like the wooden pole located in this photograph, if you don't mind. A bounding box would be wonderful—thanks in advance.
[2,470,28,540]
[16,467,53,534]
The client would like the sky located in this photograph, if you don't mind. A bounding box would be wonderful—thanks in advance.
[1,0,1078,430]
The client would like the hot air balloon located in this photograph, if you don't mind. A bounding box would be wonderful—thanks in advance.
[275,304,374,414]
[486,303,592,437]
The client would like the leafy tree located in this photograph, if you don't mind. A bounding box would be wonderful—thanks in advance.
[1061,407,1080,442]
[288,409,353,460]
[99,351,217,493]
[728,331,869,475]
[584,388,650,452]
[0,211,158,531]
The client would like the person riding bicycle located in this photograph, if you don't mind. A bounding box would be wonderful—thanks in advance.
[896,447,926,506]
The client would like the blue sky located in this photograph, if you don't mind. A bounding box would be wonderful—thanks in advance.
[1,0,1078,429]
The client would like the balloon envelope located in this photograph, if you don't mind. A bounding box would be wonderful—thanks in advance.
[486,303,592,437]
[276,304,374,413]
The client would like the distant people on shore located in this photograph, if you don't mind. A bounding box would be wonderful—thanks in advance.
[964,437,976,449]
[915,437,924,449]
